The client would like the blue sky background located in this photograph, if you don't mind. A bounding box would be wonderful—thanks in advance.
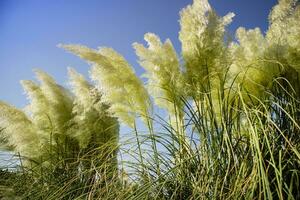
[0,0,277,108]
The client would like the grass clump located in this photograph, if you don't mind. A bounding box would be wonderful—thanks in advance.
[1,0,300,199]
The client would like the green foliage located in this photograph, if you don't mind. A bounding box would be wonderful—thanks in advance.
[0,0,300,199]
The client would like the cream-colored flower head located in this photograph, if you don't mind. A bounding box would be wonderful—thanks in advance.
[228,28,273,100]
[267,0,298,45]
[0,101,40,157]
[133,33,184,116]
[22,70,74,135]
[179,0,234,96]
[267,0,300,72]
[61,44,151,127]
[68,67,95,112]
[228,0,300,101]
[67,67,119,148]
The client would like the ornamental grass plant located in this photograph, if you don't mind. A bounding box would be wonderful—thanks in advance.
[0,0,300,199]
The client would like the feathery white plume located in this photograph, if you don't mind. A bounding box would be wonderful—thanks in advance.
[0,101,40,157]
[68,67,119,148]
[61,44,151,127]
[133,33,184,116]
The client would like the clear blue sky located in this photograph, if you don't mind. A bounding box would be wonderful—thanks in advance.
[0,0,277,108]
